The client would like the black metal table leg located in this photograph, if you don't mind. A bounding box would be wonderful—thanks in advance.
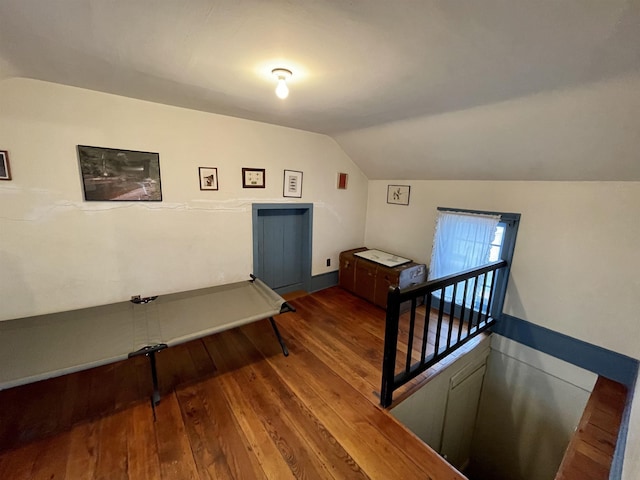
[269,317,289,356]
[128,343,168,419]
[148,350,161,406]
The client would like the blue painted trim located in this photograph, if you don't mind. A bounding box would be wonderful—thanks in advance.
[493,314,639,388]
[252,203,314,293]
[310,271,338,292]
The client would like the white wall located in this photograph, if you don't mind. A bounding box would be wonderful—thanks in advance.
[391,336,491,452]
[0,78,368,320]
[392,334,595,479]
[365,179,640,477]
[365,180,640,361]
[335,73,640,181]
[470,335,595,480]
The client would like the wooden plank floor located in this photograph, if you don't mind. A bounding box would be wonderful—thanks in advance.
[0,286,467,480]
[555,376,628,480]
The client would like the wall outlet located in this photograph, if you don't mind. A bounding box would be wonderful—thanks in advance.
[326,258,331,267]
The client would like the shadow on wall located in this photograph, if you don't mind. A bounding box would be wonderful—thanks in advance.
[466,350,590,480]
[502,275,526,321]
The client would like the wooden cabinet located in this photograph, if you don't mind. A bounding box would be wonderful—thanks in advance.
[355,257,377,303]
[374,269,395,307]
[339,248,427,309]
[338,247,366,293]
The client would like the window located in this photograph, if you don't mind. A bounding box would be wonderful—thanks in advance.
[489,224,505,263]
[479,223,505,303]
[429,208,520,317]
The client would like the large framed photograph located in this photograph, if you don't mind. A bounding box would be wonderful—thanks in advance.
[0,150,11,180]
[199,167,218,190]
[77,145,162,201]
[387,185,410,205]
[283,170,303,198]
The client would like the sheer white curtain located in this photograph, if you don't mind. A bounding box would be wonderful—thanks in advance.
[428,211,500,307]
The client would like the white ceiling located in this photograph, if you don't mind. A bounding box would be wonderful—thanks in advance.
[1,0,639,180]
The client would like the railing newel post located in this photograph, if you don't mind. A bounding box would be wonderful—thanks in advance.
[381,285,401,408]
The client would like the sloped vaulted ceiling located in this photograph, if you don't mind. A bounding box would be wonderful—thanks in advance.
[0,0,639,180]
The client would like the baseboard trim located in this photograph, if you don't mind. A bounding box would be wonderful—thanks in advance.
[310,271,339,292]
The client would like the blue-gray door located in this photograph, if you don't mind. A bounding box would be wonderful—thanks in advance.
[253,204,312,294]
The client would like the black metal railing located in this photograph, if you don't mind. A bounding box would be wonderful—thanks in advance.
[380,260,508,407]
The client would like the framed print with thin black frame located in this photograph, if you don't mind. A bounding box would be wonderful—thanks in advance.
[387,184,410,205]
[199,167,219,190]
[242,168,265,188]
[283,170,303,198]
[0,150,11,180]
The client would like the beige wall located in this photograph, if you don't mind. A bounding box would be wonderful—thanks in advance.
[471,336,595,480]
[0,78,367,320]
[335,73,640,181]
[365,179,640,478]
[391,336,491,454]
[365,180,640,361]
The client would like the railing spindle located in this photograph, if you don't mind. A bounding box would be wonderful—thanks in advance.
[446,282,457,349]
[485,272,496,320]
[477,273,488,326]
[380,260,508,408]
[434,288,445,356]
[405,297,417,374]
[457,279,469,343]
[467,276,480,335]
[420,293,432,363]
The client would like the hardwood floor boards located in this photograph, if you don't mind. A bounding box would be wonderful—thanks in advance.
[0,286,465,480]
[555,376,628,480]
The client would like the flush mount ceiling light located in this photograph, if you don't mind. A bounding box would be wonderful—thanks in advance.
[272,68,292,99]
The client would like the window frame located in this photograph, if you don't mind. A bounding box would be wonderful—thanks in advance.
[436,207,521,318]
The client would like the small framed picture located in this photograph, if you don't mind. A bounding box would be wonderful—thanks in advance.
[387,185,410,205]
[283,170,303,198]
[0,150,11,180]
[242,168,266,188]
[337,172,348,190]
[199,167,218,190]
